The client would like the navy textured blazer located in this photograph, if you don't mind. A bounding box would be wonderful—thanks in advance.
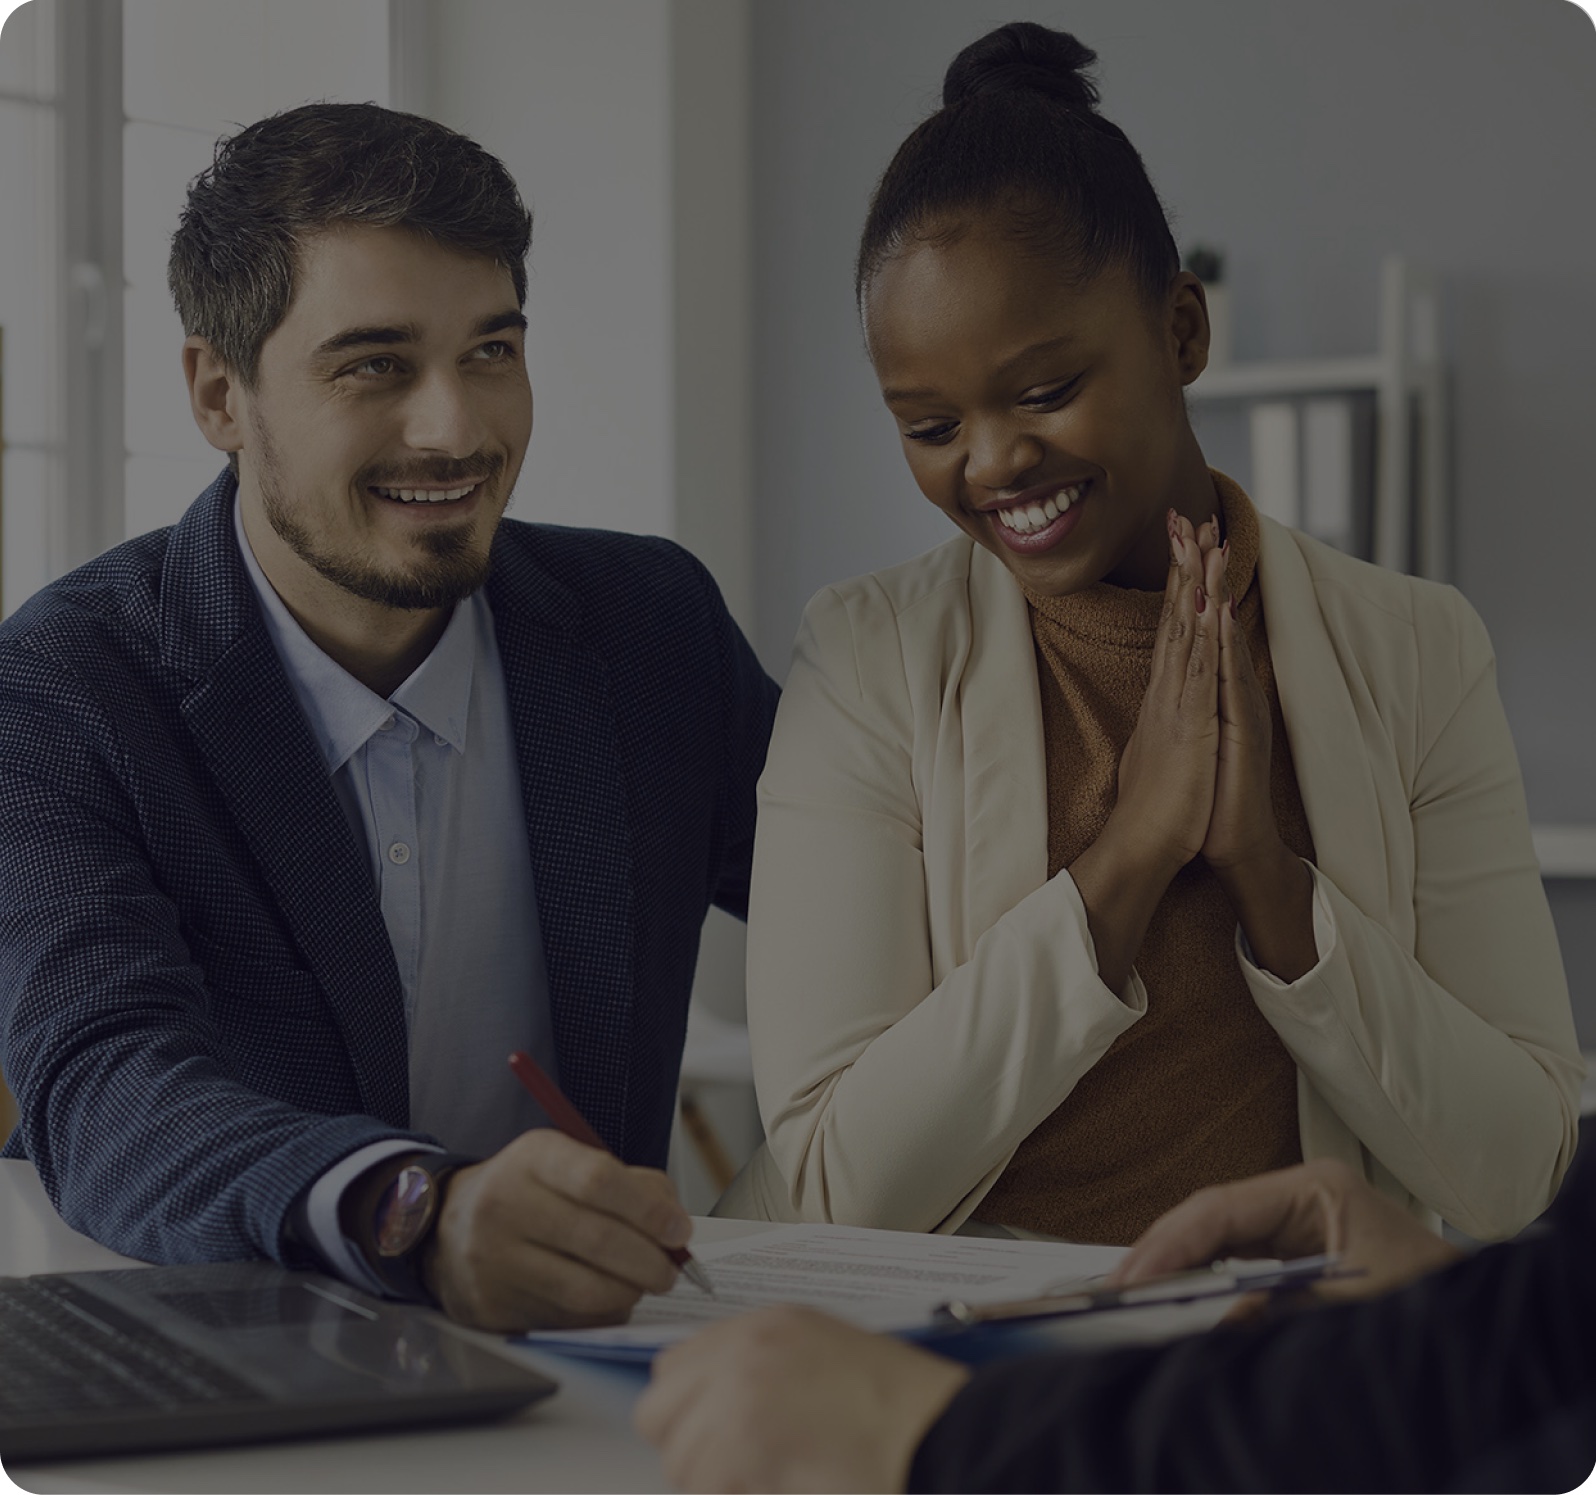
[0,472,778,1266]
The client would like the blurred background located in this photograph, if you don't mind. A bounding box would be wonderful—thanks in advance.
[0,0,1592,1203]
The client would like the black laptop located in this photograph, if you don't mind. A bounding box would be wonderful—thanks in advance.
[0,1260,558,1463]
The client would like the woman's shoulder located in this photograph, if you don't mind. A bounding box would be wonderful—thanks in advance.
[804,534,982,623]
[793,536,1032,699]
[1261,520,1494,686]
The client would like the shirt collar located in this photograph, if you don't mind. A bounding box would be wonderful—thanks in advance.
[234,496,475,769]
[390,594,475,755]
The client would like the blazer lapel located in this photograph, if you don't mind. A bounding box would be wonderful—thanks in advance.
[488,539,637,1155]
[957,543,1051,956]
[162,476,411,1128]
[1256,520,1393,923]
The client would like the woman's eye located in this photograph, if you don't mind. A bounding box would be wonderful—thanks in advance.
[1019,379,1081,410]
[904,421,958,445]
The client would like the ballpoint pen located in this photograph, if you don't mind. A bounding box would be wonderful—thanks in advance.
[508,1050,716,1297]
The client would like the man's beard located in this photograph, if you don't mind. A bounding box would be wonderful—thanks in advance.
[255,424,498,611]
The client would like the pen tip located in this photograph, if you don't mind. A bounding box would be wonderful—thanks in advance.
[683,1260,717,1297]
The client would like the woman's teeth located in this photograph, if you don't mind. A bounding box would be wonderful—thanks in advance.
[373,483,477,504]
[994,484,1082,534]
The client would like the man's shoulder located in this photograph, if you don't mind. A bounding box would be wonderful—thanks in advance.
[492,518,704,592]
[488,519,726,642]
[0,529,174,681]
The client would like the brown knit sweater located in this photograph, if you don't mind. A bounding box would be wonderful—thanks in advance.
[970,474,1311,1244]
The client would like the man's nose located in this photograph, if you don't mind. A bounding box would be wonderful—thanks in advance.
[400,366,486,454]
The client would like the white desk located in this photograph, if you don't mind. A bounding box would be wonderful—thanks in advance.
[1,1161,1225,1493]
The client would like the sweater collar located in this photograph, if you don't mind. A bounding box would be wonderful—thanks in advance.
[1020,469,1260,647]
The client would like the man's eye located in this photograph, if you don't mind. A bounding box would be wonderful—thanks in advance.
[904,421,958,445]
[474,340,516,361]
[350,355,399,377]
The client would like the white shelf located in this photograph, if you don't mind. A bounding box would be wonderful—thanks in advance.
[1188,355,1389,402]
[1532,824,1596,879]
[1180,257,1448,582]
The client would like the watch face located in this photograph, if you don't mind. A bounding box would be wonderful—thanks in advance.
[375,1164,436,1258]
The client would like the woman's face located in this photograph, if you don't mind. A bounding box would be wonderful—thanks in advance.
[865,220,1212,594]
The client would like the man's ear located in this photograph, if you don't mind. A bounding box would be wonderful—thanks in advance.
[182,336,247,456]
[1167,270,1211,388]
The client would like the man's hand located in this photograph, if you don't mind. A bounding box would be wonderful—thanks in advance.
[1108,1158,1462,1303]
[422,1129,693,1332]
[636,1306,970,1494]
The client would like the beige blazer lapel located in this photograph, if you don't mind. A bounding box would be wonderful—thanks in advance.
[953,543,1051,963]
[1256,521,1409,1172]
[1256,521,1399,933]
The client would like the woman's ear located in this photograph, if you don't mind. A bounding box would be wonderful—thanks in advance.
[182,337,247,457]
[1167,270,1211,387]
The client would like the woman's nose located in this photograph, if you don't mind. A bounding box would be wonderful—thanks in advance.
[962,419,1045,493]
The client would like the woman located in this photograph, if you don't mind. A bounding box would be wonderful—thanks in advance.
[718,22,1581,1244]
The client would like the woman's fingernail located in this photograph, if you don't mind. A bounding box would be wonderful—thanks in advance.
[1196,586,1207,613]
[1229,596,1238,620]
[1222,538,1230,559]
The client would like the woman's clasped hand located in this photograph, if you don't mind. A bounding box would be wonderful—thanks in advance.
[1083,509,1317,991]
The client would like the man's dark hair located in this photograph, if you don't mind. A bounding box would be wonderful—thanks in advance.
[168,101,532,384]
[856,22,1179,308]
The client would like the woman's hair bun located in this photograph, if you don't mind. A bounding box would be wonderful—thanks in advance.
[942,21,1100,113]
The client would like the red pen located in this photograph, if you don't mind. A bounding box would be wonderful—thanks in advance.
[508,1050,716,1297]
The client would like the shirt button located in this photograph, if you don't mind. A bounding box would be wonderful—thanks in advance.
[434,733,447,747]
[388,842,412,865]
[378,715,395,732]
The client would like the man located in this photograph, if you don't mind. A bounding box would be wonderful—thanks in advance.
[0,103,777,1332]
[638,1154,1596,1491]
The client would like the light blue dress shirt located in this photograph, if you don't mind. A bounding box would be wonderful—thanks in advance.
[234,501,558,1289]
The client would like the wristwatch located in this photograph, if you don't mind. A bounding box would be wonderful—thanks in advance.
[350,1151,478,1304]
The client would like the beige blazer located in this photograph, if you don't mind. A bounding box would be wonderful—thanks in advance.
[718,520,1584,1241]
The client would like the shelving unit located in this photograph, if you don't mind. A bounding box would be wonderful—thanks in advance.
[1188,256,1448,581]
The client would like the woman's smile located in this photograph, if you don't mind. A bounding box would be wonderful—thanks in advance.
[977,479,1089,554]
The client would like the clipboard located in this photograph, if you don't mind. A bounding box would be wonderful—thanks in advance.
[932,1253,1359,1328]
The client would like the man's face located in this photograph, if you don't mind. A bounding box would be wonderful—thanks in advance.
[235,223,532,610]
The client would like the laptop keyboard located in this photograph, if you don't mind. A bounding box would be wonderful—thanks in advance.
[0,1279,265,1418]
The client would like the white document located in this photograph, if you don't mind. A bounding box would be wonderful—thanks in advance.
[521,1223,1125,1354]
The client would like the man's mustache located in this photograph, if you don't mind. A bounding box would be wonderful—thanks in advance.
[360,453,504,487]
